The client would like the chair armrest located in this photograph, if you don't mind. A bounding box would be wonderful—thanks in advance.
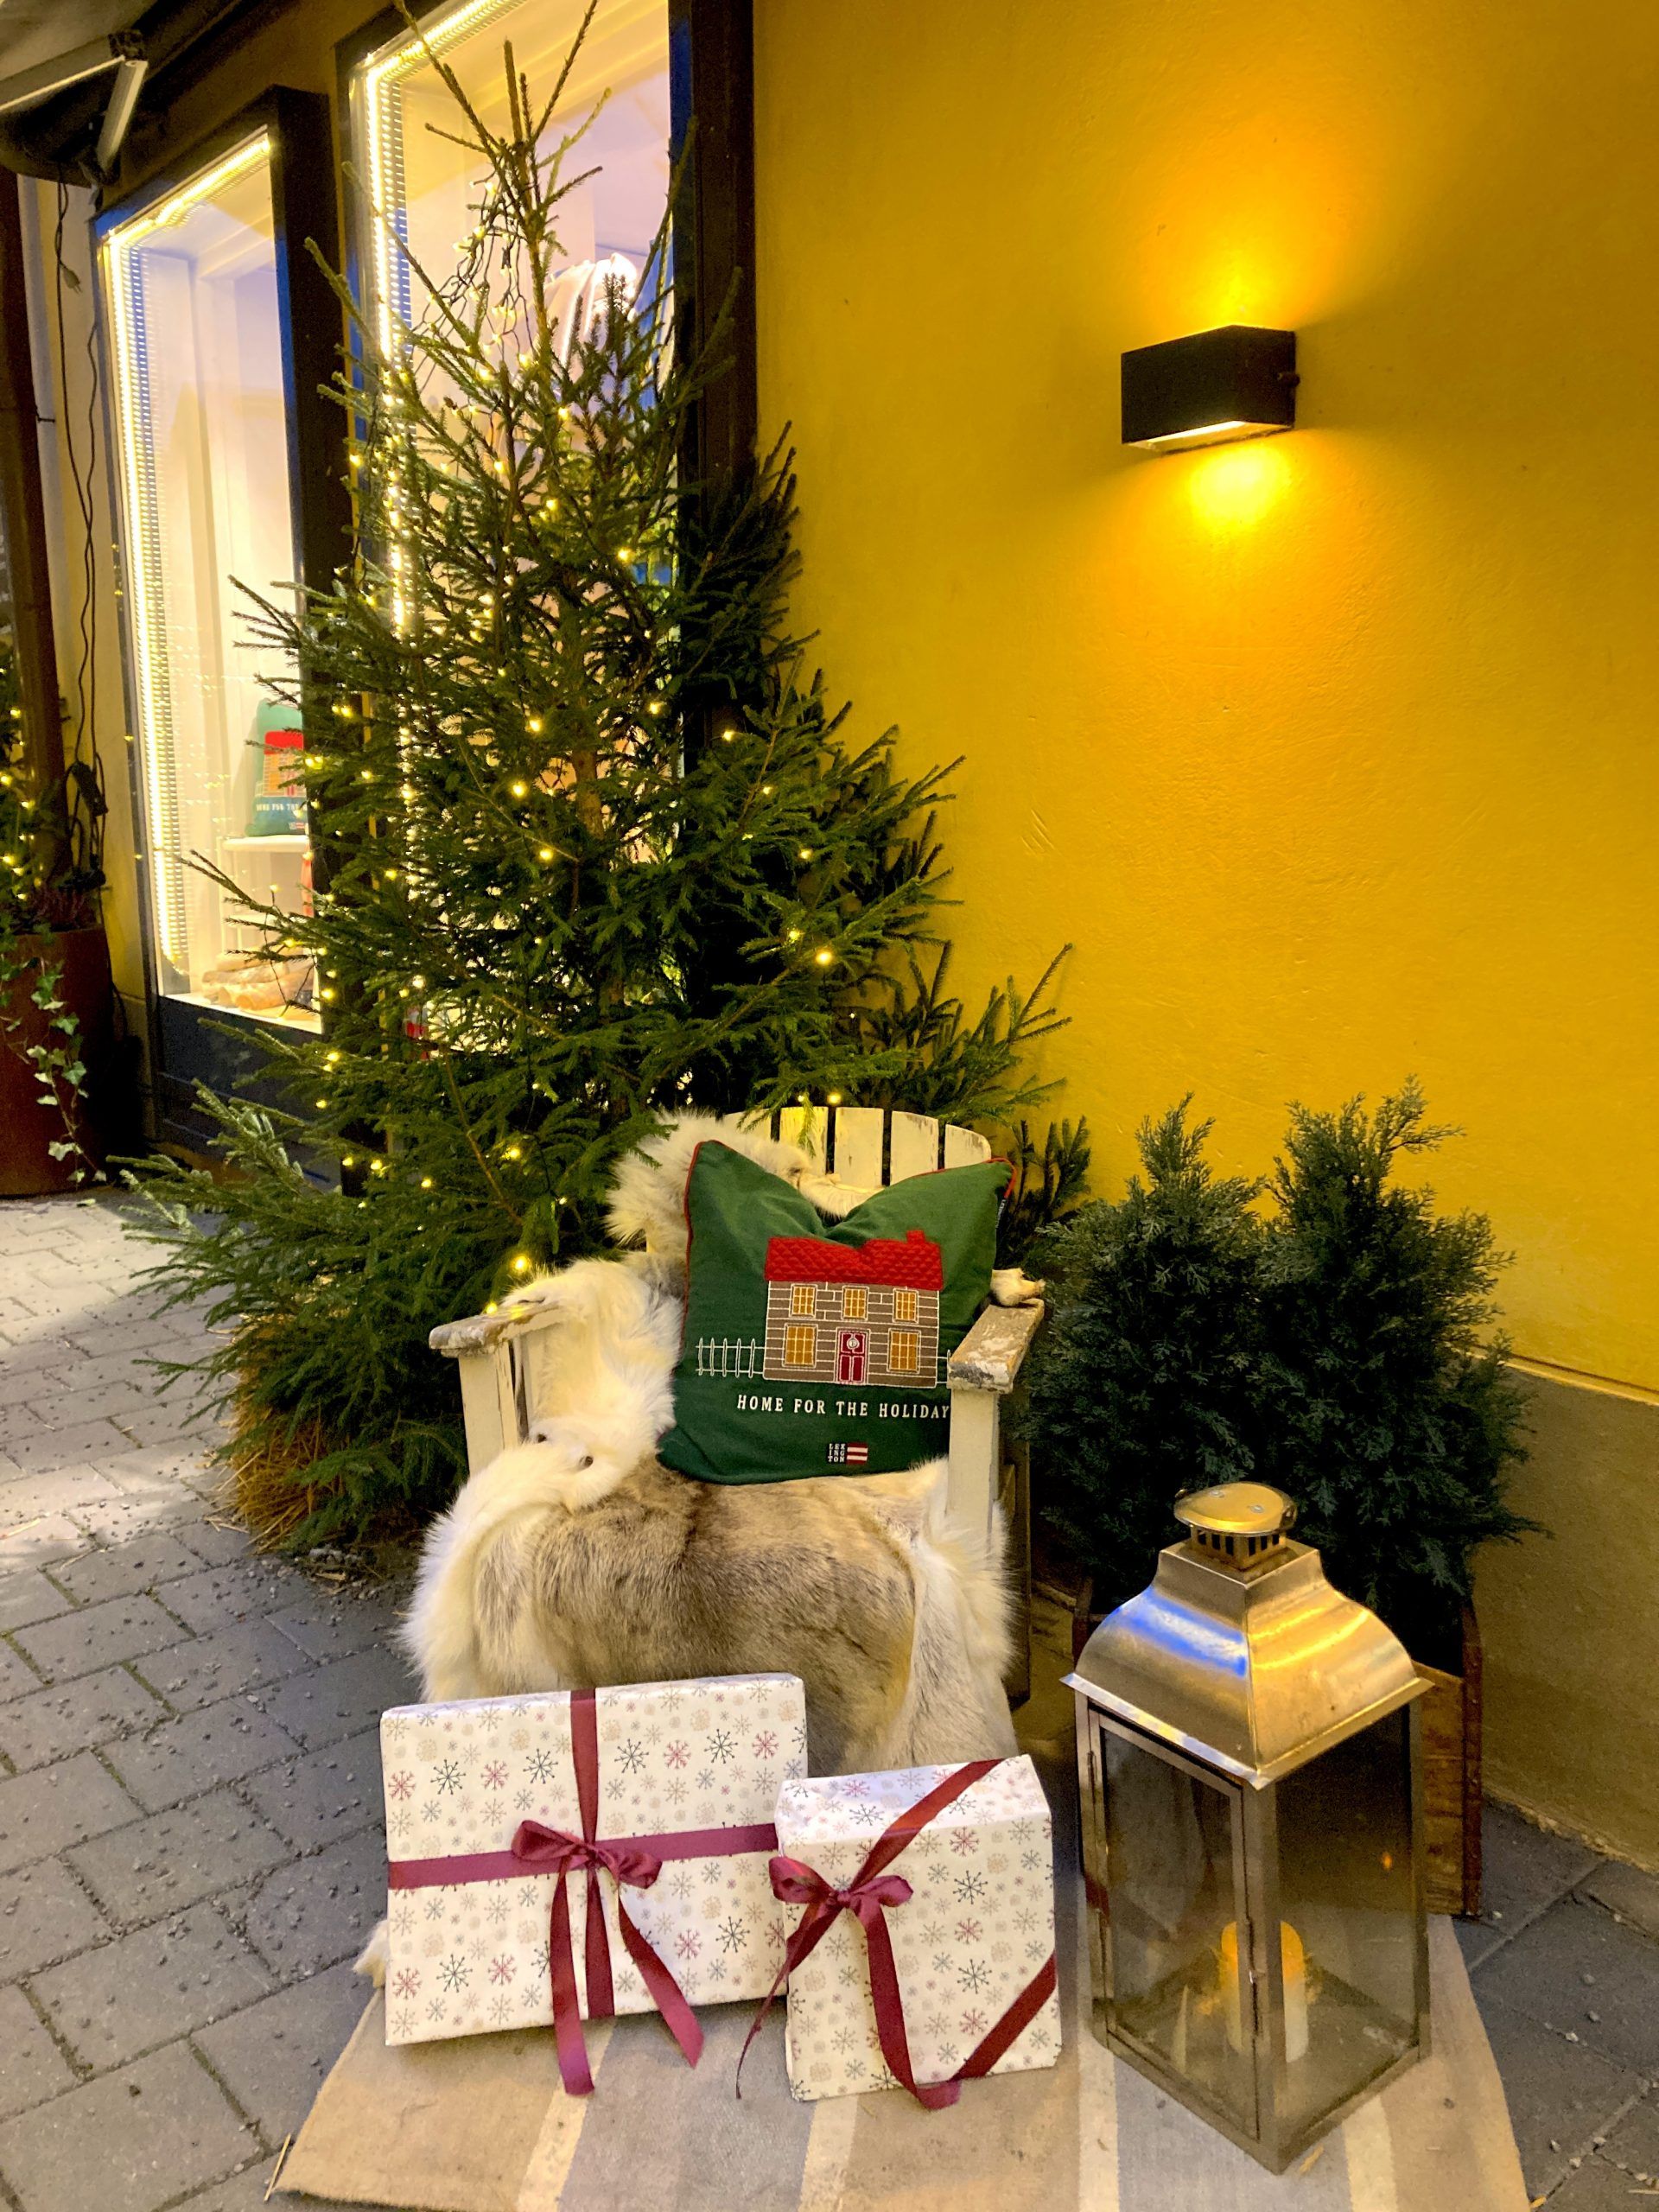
[429,1302,564,1358]
[947,1300,1045,1395]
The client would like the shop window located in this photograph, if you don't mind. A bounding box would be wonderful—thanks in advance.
[349,0,671,373]
[782,1323,817,1369]
[100,129,317,1030]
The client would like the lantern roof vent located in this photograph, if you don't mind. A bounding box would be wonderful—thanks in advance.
[1173,1481,1294,1573]
[1065,1484,1427,1786]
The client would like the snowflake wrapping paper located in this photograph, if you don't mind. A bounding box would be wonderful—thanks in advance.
[772,1755,1062,2101]
[379,1675,807,2048]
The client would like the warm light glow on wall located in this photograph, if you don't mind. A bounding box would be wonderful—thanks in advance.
[101,131,272,969]
[1185,437,1293,530]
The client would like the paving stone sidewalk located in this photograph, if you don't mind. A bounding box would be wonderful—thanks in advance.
[3,1194,1659,2212]
[0,1195,415,2212]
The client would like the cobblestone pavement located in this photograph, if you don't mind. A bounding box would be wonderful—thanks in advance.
[1,1195,1656,2212]
[0,1196,415,2212]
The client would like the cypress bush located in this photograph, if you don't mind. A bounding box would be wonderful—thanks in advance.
[1024,1083,1536,1655]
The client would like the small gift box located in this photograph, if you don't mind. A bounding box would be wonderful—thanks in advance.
[753,1755,1061,2106]
[380,1675,806,2091]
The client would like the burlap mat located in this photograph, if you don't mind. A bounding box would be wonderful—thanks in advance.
[283,1882,1523,2210]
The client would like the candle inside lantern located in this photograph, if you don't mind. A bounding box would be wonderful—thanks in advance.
[1221,1921,1308,2061]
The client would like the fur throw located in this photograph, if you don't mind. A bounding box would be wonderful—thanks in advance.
[405,1435,1017,1774]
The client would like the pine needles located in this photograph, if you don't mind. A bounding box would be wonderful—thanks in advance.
[1022,1083,1538,1656]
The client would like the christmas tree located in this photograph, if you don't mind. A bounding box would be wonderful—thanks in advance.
[128,37,1081,1545]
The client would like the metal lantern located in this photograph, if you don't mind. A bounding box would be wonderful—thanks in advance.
[1067,1483,1431,2173]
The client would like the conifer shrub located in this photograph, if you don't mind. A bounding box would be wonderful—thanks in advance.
[1256,1084,1535,1663]
[1023,1084,1535,1656]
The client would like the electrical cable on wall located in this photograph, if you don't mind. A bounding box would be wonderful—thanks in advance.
[50,178,108,898]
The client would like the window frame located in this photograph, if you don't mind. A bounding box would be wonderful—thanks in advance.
[887,1331,921,1376]
[782,1321,817,1370]
[92,86,350,1156]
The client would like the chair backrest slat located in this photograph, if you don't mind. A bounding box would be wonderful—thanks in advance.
[830,1104,885,1189]
[888,1109,942,1184]
[943,1122,993,1169]
[775,1104,824,1159]
[708,1104,985,1188]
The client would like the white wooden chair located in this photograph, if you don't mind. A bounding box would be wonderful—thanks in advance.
[429,1106,1044,1688]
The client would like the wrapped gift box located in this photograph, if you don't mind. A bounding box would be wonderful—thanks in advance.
[380,1675,805,2053]
[771,1755,1061,2102]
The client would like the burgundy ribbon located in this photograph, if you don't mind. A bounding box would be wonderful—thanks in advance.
[389,1688,721,2097]
[738,1758,1059,2111]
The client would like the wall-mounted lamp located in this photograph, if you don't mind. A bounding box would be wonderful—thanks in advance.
[1122,325,1298,453]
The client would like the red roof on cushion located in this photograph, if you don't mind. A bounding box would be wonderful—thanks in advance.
[764,1228,944,1292]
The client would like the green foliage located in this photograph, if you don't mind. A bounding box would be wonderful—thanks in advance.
[1022,1084,1535,1653]
[132,1099,482,1539]
[123,32,1077,1545]
[1256,1081,1536,1654]
[1023,1103,1267,1596]
[997,1114,1093,1268]
[0,620,101,1182]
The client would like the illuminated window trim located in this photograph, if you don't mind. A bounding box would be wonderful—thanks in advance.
[100,130,273,971]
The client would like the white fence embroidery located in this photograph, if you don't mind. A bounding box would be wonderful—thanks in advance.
[695,1338,764,1378]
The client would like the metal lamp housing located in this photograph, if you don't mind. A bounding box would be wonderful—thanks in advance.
[1121,324,1297,451]
[1066,1484,1431,2174]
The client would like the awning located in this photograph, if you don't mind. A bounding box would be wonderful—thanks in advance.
[0,0,251,182]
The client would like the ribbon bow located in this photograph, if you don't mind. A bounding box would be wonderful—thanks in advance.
[753,1856,957,2108]
[739,1759,1007,2111]
[511,1692,703,2096]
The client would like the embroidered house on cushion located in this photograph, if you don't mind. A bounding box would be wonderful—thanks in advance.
[762,1230,944,1389]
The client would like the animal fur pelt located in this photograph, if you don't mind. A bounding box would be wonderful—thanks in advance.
[404,1432,1017,1773]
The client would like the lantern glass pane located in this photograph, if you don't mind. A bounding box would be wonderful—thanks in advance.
[1272,1708,1418,2135]
[1102,1726,1255,2133]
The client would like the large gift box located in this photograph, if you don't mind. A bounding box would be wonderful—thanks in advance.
[764,1754,1061,2105]
[380,1675,806,2089]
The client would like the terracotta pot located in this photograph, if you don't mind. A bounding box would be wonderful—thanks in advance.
[0,926,115,1196]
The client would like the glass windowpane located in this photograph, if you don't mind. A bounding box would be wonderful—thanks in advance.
[101,135,316,1027]
[352,0,671,368]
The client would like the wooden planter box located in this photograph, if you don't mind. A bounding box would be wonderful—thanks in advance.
[1070,1593,1483,1918]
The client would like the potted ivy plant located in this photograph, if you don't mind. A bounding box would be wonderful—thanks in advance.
[1023,1085,1535,1914]
[0,617,113,1194]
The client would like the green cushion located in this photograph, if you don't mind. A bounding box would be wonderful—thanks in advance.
[658,1140,1008,1484]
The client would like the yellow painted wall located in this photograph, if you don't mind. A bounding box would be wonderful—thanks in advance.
[1478,1370,1659,1867]
[753,0,1659,1390]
